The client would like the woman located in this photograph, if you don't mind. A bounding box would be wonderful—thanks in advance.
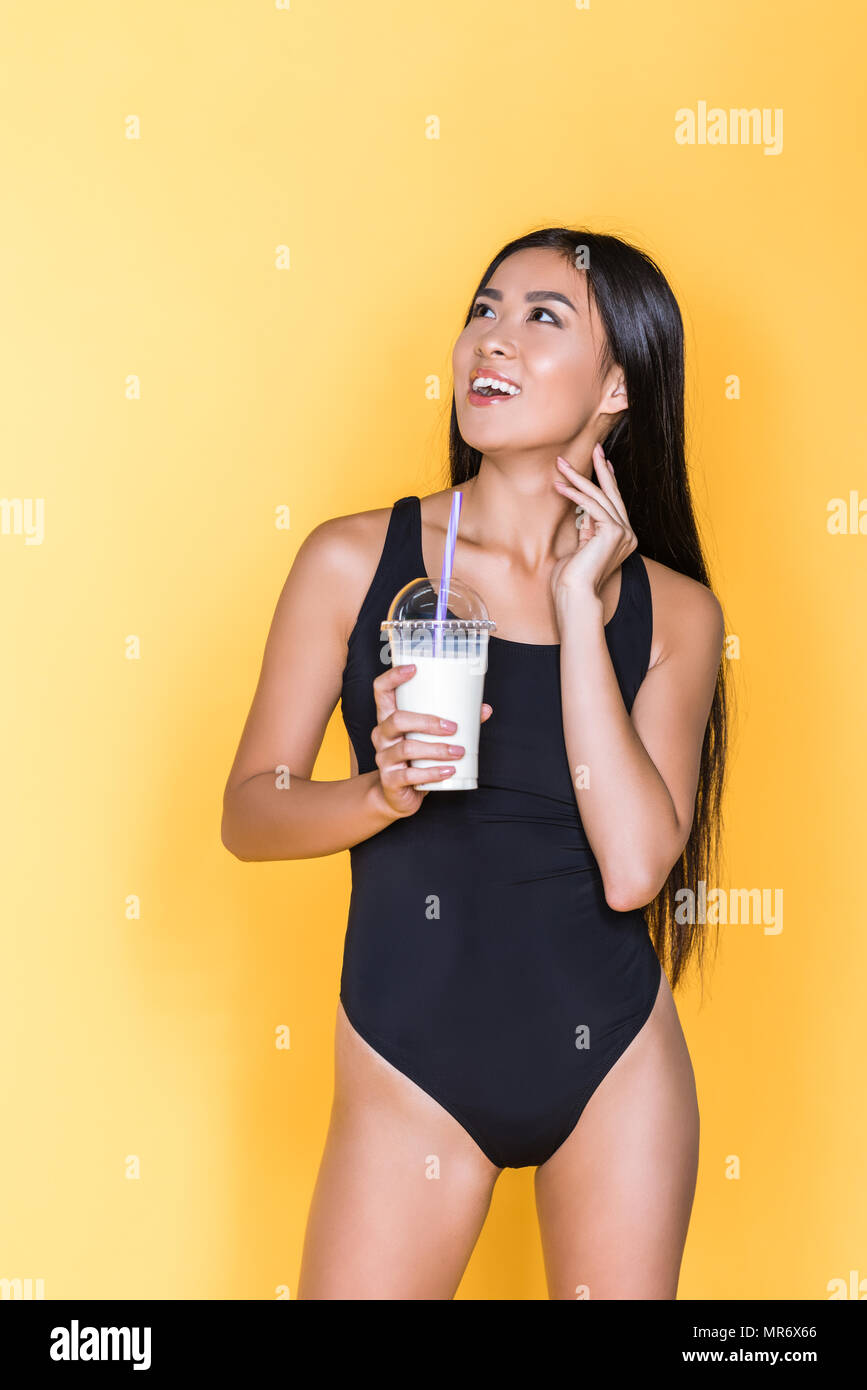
[222,227,730,1300]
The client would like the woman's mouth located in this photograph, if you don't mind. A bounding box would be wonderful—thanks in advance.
[468,374,522,407]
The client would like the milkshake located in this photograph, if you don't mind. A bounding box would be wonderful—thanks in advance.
[382,575,496,791]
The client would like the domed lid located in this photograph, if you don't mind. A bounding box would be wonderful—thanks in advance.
[382,576,496,631]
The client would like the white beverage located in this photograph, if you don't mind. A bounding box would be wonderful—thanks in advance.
[383,576,495,792]
[392,647,488,791]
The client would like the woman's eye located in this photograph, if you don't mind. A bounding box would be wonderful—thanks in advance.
[470,302,559,325]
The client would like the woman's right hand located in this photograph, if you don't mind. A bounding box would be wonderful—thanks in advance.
[370,663,493,819]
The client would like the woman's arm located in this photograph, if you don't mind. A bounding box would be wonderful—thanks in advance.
[557,568,724,911]
[221,514,402,862]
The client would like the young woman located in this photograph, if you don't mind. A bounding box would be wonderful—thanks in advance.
[222,227,730,1300]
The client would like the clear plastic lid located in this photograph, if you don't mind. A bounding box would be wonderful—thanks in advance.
[381,576,496,632]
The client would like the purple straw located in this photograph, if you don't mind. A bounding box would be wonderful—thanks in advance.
[435,491,462,657]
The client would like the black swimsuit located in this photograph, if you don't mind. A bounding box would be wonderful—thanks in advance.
[339,495,663,1169]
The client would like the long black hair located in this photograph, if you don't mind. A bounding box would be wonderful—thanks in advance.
[447,226,732,992]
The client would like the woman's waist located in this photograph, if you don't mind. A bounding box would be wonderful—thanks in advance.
[350,784,600,884]
[430,781,586,830]
[349,783,588,842]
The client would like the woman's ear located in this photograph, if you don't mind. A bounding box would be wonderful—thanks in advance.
[607,373,628,413]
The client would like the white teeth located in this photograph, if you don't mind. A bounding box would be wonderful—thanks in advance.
[472,377,521,396]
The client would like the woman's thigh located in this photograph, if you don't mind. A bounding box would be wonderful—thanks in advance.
[534,968,700,1300]
[296,1002,501,1300]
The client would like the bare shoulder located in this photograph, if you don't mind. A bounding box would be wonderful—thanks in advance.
[298,501,393,571]
[638,552,725,671]
[293,502,397,645]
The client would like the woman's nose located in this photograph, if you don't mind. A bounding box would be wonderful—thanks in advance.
[477,325,515,356]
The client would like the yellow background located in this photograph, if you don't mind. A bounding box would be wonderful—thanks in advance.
[2,0,864,1300]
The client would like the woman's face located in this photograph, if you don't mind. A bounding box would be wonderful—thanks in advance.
[452,246,624,459]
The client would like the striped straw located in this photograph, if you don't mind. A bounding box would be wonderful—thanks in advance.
[434,491,462,657]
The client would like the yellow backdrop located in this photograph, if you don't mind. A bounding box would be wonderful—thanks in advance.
[2,0,864,1301]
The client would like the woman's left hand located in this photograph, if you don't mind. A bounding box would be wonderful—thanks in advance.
[550,442,637,605]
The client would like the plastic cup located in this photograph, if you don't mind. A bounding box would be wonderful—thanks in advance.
[381,577,496,791]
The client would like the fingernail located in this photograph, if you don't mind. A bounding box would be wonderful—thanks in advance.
[440,718,457,730]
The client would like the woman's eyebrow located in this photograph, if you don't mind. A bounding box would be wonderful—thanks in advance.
[474,288,578,312]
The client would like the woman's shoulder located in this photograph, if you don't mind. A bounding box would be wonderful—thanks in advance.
[639,552,725,668]
[293,501,414,645]
[309,488,456,566]
[300,499,398,570]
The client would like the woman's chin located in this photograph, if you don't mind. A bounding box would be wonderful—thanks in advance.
[456,415,523,452]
